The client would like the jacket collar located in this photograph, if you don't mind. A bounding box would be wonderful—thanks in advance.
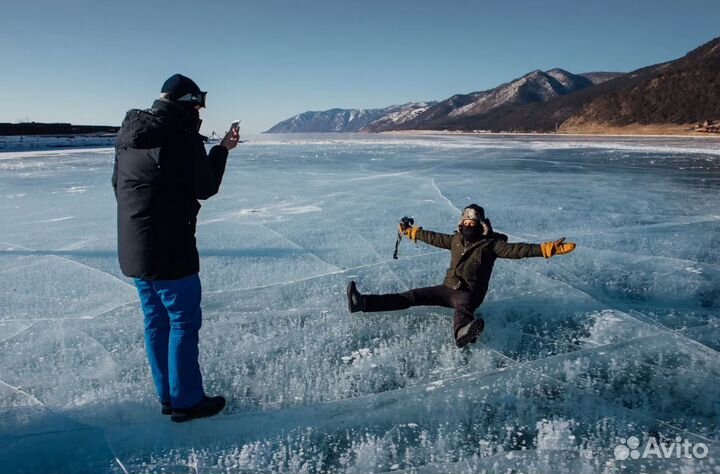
[457,234,493,251]
[152,98,202,133]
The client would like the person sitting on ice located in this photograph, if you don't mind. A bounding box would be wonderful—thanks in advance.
[346,204,576,348]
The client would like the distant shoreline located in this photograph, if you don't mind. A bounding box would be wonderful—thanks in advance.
[379,129,720,140]
[0,122,119,136]
[0,134,117,153]
[3,128,719,154]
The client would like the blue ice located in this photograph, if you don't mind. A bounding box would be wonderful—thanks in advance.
[0,134,718,473]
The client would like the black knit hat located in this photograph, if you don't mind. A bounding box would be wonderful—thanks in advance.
[160,74,206,107]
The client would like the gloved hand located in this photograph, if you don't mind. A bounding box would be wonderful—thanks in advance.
[397,216,418,241]
[398,225,420,242]
[541,237,576,258]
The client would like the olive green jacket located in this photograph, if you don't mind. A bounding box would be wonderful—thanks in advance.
[415,228,542,300]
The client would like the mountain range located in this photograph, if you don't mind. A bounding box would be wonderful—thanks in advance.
[365,69,610,133]
[266,37,720,134]
[265,102,436,133]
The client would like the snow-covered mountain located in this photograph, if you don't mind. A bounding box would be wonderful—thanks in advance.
[265,69,621,134]
[359,103,435,132]
[577,71,624,85]
[265,103,435,133]
[396,69,603,130]
[446,36,720,133]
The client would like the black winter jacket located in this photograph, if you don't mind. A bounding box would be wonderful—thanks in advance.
[112,99,228,280]
[416,228,542,301]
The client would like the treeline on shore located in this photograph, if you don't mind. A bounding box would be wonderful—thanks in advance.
[0,122,119,136]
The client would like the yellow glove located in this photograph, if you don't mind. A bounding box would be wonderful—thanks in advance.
[399,225,420,242]
[541,237,576,258]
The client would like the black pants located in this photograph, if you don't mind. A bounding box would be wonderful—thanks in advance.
[362,285,482,338]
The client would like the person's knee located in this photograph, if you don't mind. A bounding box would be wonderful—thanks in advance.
[169,312,202,332]
[144,314,170,331]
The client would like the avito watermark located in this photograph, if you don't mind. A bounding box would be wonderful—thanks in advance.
[614,436,708,460]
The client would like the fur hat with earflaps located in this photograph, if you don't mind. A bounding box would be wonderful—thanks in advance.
[459,204,485,224]
[458,204,491,237]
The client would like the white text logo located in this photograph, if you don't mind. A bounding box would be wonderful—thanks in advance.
[614,436,708,460]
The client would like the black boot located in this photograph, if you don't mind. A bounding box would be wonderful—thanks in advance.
[171,396,226,423]
[161,401,172,415]
[347,281,364,313]
[455,318,484,348]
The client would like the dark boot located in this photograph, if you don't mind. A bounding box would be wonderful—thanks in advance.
[455,318,484,348]
[347,281,364,313]
[171,396,226,423]
[161,401,172,415]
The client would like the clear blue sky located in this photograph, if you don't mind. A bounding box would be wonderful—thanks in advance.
[1,0,718,134]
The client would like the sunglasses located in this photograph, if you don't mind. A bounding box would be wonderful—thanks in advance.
[175,91,207,108]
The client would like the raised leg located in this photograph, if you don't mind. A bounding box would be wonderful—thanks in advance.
[362,285,453,312]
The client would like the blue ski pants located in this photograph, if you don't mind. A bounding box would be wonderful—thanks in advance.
[134,273,205,409]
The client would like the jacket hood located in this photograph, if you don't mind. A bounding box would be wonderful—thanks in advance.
[116,108,167,150]
[116,99,202,150]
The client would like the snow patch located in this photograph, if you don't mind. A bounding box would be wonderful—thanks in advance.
[579,310,627,347]
[536,418,576,450]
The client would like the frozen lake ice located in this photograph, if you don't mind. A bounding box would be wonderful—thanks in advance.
[1,133,719,473]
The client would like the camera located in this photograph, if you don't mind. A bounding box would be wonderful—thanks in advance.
[399,216,414,231]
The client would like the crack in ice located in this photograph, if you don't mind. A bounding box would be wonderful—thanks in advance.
[205,250,444,294]
[0,240,134,290]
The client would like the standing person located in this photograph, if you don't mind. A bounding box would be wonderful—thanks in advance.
[346,204,576,348]
[112,74,239,422]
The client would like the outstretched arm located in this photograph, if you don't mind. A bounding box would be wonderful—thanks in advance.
[492,240,543,259]
[404,227,453,250]
[493,237,576,259]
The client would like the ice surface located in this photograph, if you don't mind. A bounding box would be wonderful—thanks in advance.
[1,133,718,473]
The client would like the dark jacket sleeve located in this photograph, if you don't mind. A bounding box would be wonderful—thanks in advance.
[193,144,228,200]
[492,240,543,259]
[416,228,454,250]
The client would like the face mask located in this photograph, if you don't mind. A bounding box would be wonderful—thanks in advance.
[461,225,483,241]
[174,102,201,131]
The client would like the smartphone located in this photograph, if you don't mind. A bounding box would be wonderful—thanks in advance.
[231,120,241,132]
